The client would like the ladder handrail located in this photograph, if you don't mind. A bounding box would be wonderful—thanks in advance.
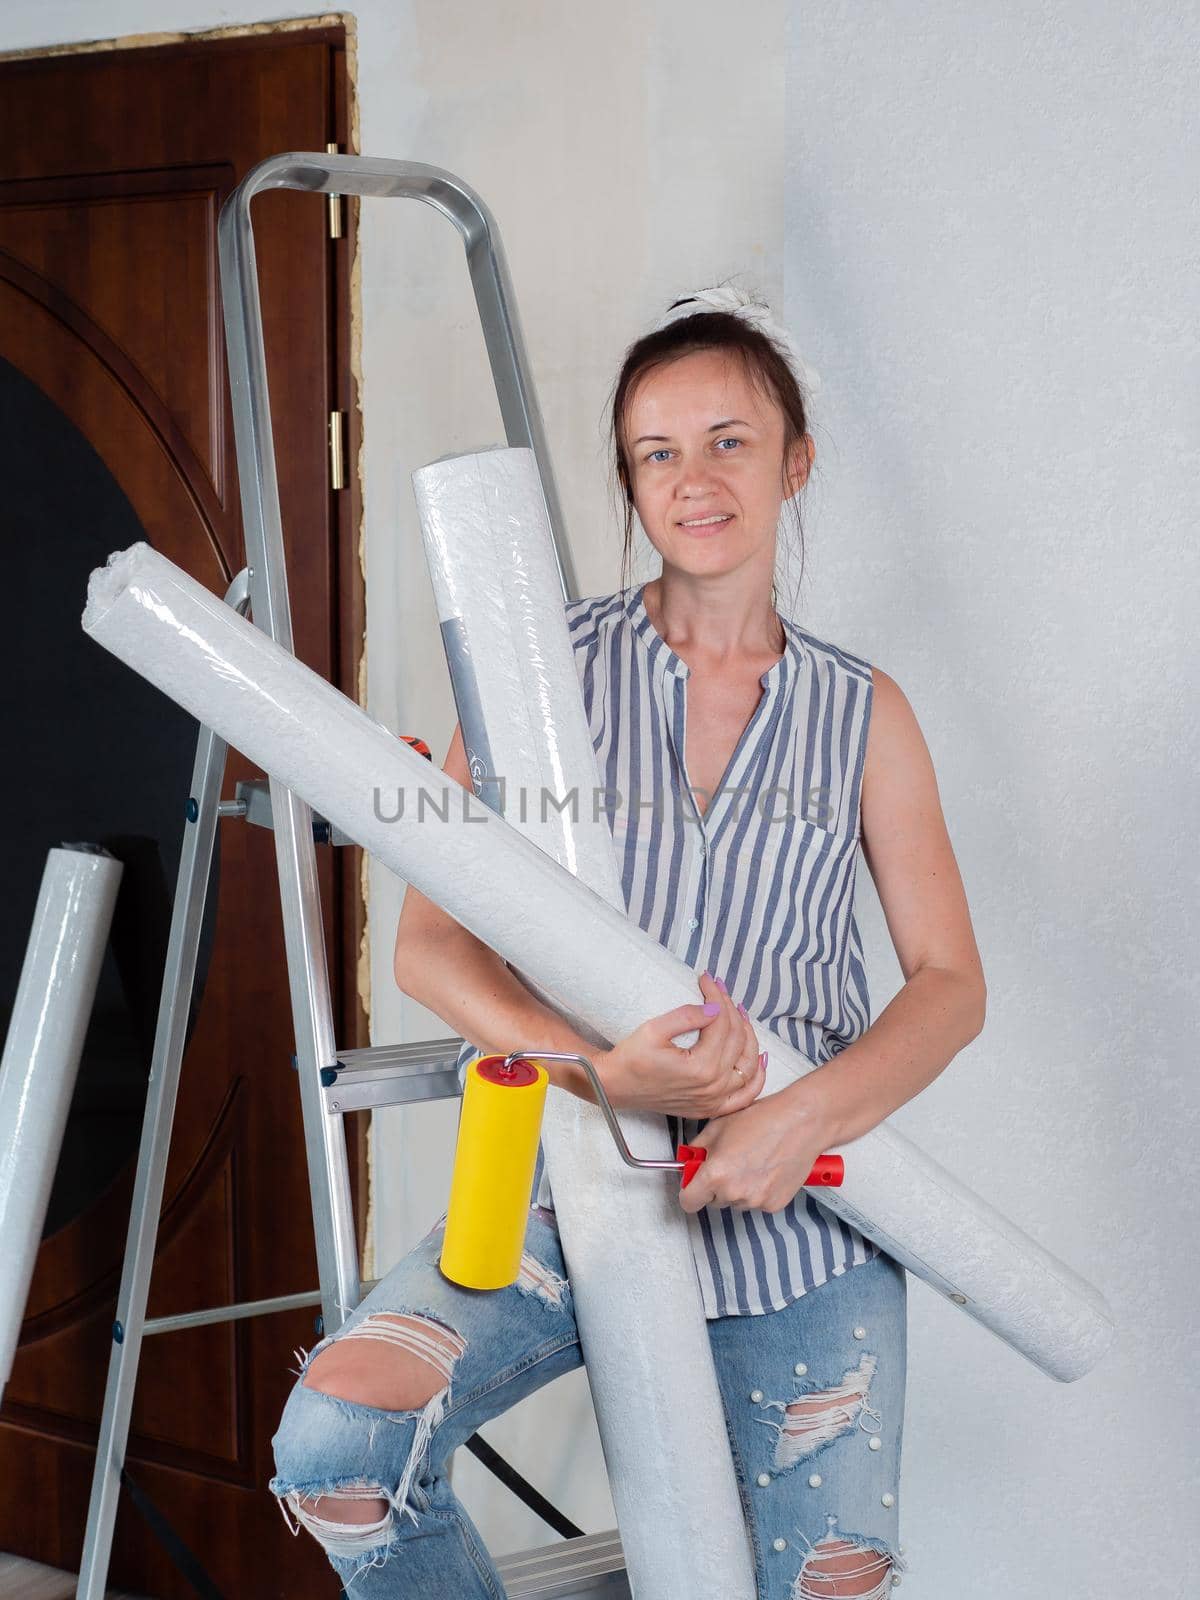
[78,153,607,1600]
[216,152,579,1327]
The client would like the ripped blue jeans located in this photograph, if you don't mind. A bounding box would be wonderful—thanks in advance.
[269,1205,909,1598]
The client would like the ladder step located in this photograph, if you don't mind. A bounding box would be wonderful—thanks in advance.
[222,776,354,846]
[322,1037,465,1113]
[495,1531,630,1599]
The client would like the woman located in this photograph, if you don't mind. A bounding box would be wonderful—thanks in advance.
[269,286,986,1598]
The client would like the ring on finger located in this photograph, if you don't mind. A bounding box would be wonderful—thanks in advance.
[731,1065,746,1085]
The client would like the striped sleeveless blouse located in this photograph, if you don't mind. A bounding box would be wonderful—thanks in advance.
[455,580,881,1317]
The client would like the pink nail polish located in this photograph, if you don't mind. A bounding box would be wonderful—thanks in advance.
[738,1002,748,1018]
[702,1002,721,1016]
[715,977,728,993]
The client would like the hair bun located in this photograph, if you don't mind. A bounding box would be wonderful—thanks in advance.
[651,284,821,398]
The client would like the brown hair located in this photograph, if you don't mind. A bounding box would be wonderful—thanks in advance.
[604,289,815,610]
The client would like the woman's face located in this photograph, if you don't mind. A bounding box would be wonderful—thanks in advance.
[623,347,811,583]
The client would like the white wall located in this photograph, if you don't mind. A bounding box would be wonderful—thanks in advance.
[783,5,1199,1596]
[6,2,1194,1593]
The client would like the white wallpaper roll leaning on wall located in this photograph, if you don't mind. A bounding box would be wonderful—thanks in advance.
[411,445,755,1595]
[0,843,123,1398]
[79,543,1115,1395]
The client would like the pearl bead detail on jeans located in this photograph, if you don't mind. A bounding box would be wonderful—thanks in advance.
[869,1435,883,1450]
[808,1473,822,1487]
[853,1326,866,1339]
[794,1362,807,1375]
[882,1492,895,1507]
[750,1389,763,1402]
[772,1538,787,1552]
[757,1473,771,1487]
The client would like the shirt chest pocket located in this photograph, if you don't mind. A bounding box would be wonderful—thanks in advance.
[729,811,862,958]
[738,809,859,874]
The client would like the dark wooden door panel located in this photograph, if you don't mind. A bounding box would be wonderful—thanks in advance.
[0,28,364,1597]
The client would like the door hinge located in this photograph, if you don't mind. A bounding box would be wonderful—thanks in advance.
[329,410,346,491]
[327,141,345,239]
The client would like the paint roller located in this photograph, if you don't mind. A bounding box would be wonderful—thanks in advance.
[441,1048,844,1289]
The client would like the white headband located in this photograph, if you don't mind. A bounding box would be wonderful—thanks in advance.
[649,285,822,399]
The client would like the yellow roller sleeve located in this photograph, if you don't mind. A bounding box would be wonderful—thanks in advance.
[440,1053,549,1289]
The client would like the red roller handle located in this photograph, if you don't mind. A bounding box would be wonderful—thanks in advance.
[676,1144,843,1190]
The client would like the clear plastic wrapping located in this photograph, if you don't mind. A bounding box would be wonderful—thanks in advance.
[413,445,754,1595]
[0,844,122,1393]
[81,541,1114,1389]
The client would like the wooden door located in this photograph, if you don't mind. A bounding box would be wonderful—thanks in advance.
[0,27,366,1597]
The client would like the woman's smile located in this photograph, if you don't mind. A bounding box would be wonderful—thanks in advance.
[678,512,735,535]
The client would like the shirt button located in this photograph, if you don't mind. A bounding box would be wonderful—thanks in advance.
[687,917,699,930]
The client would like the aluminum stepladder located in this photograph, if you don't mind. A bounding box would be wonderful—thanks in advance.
[77,153,633,1600]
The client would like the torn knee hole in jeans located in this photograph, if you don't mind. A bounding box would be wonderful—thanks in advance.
[276,1310,468,1554]
[274,1375,445,1563]
[796,1518,907,1598]
[298,1311,468,1417]
[756,1351,883,1472]
[292,1309,467,1385]
[276,1479,395,1557]
[336,1311,468,1384]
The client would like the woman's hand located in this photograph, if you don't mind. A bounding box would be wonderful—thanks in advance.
[678,1076,838,1216]
[594,972,766,1119]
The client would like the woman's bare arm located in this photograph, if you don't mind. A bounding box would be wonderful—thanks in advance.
[392,720,601,1102]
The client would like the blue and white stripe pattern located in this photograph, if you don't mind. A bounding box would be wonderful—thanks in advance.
[455,581,880,1316]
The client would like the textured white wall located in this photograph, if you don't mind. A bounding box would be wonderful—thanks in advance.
[6,1,1194,1591]
[783,5,1200,1596]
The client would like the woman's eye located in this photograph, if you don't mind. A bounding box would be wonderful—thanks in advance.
[644,438,741,464]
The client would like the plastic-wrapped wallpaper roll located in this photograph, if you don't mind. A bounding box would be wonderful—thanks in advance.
[0,843,123,1396]
[412,447,756,1594]
[79,544,1115,1394]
